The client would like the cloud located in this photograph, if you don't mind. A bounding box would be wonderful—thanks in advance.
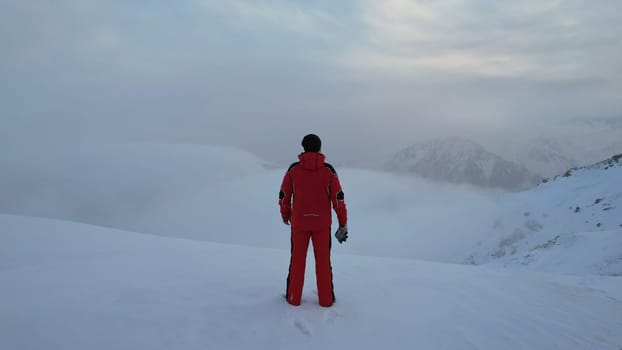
[342,0,622,80]
[196,0,346,46]
[198,0,316,34]
[343,50,535,77]
[1,0,620,164]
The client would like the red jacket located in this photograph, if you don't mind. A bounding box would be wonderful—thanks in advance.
[279,152,347,231]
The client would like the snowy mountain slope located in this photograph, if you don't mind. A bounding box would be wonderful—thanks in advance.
[387,137,539,191]
[1,214,622,350]
[464,154,622,275]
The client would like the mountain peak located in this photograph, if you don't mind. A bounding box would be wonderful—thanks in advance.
[388,137,539,191]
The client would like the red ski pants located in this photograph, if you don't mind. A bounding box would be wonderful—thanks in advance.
[286,228,334,307]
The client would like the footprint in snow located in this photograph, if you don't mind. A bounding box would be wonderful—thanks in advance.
[322,309,342,324]
[294,319,312,336]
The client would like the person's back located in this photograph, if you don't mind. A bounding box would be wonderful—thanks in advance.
[279,134,348,307]
[286,152,337,230]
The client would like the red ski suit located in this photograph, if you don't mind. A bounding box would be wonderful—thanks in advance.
[279,152,347,307]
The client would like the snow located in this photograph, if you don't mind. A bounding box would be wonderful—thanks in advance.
[464,157,622,275]
[1,143,622,349]
[2,214,622,350]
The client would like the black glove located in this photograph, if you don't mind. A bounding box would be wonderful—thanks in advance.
[335,224,348,244]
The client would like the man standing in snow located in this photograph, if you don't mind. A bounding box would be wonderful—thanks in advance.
[279,134,348,307]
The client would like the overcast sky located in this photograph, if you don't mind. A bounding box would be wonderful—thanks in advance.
[2,0,621,164]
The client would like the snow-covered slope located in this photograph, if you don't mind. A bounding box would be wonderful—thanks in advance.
[464,154,622,275]
[1,214,621,350]
[387,137,539,191]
